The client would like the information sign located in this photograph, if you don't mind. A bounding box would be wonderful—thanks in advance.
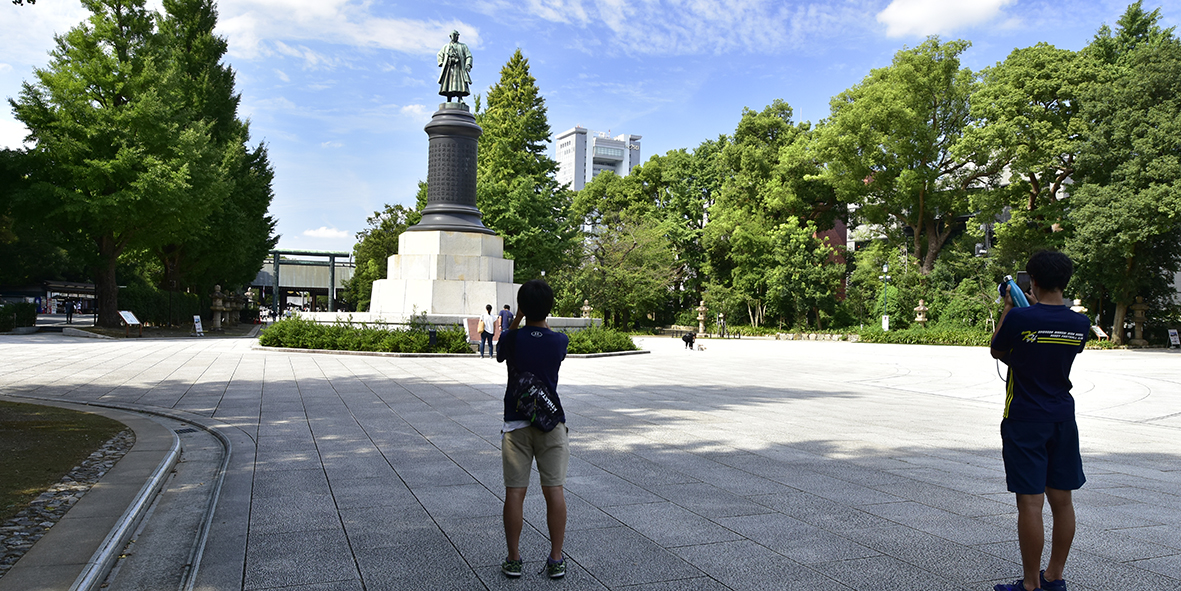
[1169,328,1179,347]
[193,315,205,336]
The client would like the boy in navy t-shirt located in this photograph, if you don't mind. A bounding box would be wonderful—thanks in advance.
[990,250,1090,591]
[496,279,570,579]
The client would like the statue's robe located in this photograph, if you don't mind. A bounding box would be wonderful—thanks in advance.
[437,42,472,98]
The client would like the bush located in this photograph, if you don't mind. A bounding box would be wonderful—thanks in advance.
[118,285,202,326]
[1,302,37,331]
[564,326,638,354]
[858,326,992,347]
[258,316,471,353]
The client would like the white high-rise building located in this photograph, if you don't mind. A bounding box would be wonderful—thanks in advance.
[554,127,642,191]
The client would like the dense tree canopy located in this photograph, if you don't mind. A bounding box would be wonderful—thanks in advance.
[818,38,1002,276]
[1068,34,1181,344]
[11,0,226,326]
[475,49,578,283]
[4,0,275,327]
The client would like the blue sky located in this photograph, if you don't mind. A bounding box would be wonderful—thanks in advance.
[3,0,1178,254]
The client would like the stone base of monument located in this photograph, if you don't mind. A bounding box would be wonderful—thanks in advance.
[369,230,517,316]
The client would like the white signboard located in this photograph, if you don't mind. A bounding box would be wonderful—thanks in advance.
[881,315,890,332]
[193,315,204,336]
[118,310,141,325]
[1092,325,1109,340]
[1169,328,1179,346]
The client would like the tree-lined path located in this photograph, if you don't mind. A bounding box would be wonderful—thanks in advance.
[1,335,1178,590]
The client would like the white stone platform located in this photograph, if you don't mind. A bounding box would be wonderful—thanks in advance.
[368,230,518,317]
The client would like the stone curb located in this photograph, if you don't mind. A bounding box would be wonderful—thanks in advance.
[565,349,650,358]
[62,328,116,339]
[252,343,650,359]
[0,396,180,591]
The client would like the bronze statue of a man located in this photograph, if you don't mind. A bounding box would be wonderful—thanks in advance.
[437,30,472,102]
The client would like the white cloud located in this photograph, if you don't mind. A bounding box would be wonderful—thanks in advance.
[0,2,89,69]
[0,64,12,74]
[274,69,290,82]
[217,0,480,60]
[0,117,31,150]
[475,0,880,55]
[303,226,350,239]
[321,141,344,148]
[400,104,430,121]
[876,0,1017,37]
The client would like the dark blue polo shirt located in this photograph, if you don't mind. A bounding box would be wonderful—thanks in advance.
[991,304,1090,422]
[497,326,569,423]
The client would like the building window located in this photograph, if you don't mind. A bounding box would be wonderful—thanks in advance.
[593,146,625,158]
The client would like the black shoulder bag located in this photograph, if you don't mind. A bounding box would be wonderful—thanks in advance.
[505,331,564,432]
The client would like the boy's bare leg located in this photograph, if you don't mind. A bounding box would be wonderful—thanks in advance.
[1016,493,1046,590]
[504,487,527,560]
[541,485,566,561]
[1044,487,1075,581]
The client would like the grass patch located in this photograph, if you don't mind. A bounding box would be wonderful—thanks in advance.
[0,401,125,521]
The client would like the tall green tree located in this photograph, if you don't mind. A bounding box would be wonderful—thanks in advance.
[568,208,674,329]
[1089,1,1177,65]
[1068,35,1181,344]
[11,0,224,326]
[475,49,577,282]
[705,100,835,326]
[154,0,277,295]
[766,218,844,329]
[342,201,421,311]
[818,37,1002,275]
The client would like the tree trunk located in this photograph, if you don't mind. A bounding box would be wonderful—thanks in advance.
[1111,302,1128,346]
[95,245,121,328]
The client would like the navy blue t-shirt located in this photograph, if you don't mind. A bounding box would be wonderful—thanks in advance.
[498,309,514,330]
[497,326,569,423]
[990,303,1090,422]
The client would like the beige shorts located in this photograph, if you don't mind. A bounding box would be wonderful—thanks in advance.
[502,424,569,488]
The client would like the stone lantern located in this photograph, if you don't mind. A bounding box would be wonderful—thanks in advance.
[581,299,592,319]
[1070,299,1088,316]
[696,300,708,335]
[1130,297,1149,347]
[210,285,226,331]
[914,300,929,328]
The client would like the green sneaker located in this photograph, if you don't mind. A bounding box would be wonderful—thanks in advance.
[501,557,523,578]
[540,556,565,579]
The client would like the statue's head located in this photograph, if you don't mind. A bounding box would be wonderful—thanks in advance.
[450,30,460,41]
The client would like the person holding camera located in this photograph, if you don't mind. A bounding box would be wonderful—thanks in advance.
[497,280,570,579]
[990,250,1090,591]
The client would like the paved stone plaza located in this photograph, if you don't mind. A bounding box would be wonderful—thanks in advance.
[1,334,1178,590]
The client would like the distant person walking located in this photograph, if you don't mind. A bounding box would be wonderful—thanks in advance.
[496,305,513,355]
[479,304,498,359]
[990,250,1090,591]
[64,300,73,324]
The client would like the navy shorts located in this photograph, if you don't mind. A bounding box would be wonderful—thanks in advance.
[1001,418,1086,494]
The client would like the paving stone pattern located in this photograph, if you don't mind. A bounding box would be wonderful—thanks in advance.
[0,334,1178,590]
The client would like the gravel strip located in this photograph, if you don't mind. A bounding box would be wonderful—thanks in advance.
[0,428,135,580]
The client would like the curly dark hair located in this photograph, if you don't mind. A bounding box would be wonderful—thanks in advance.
[517,279,554,322]
[1026,250,1073,292]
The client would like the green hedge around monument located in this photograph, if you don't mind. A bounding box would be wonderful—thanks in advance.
[258,316,472,353]
[565,325,639,354]
[258,316,639,355]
